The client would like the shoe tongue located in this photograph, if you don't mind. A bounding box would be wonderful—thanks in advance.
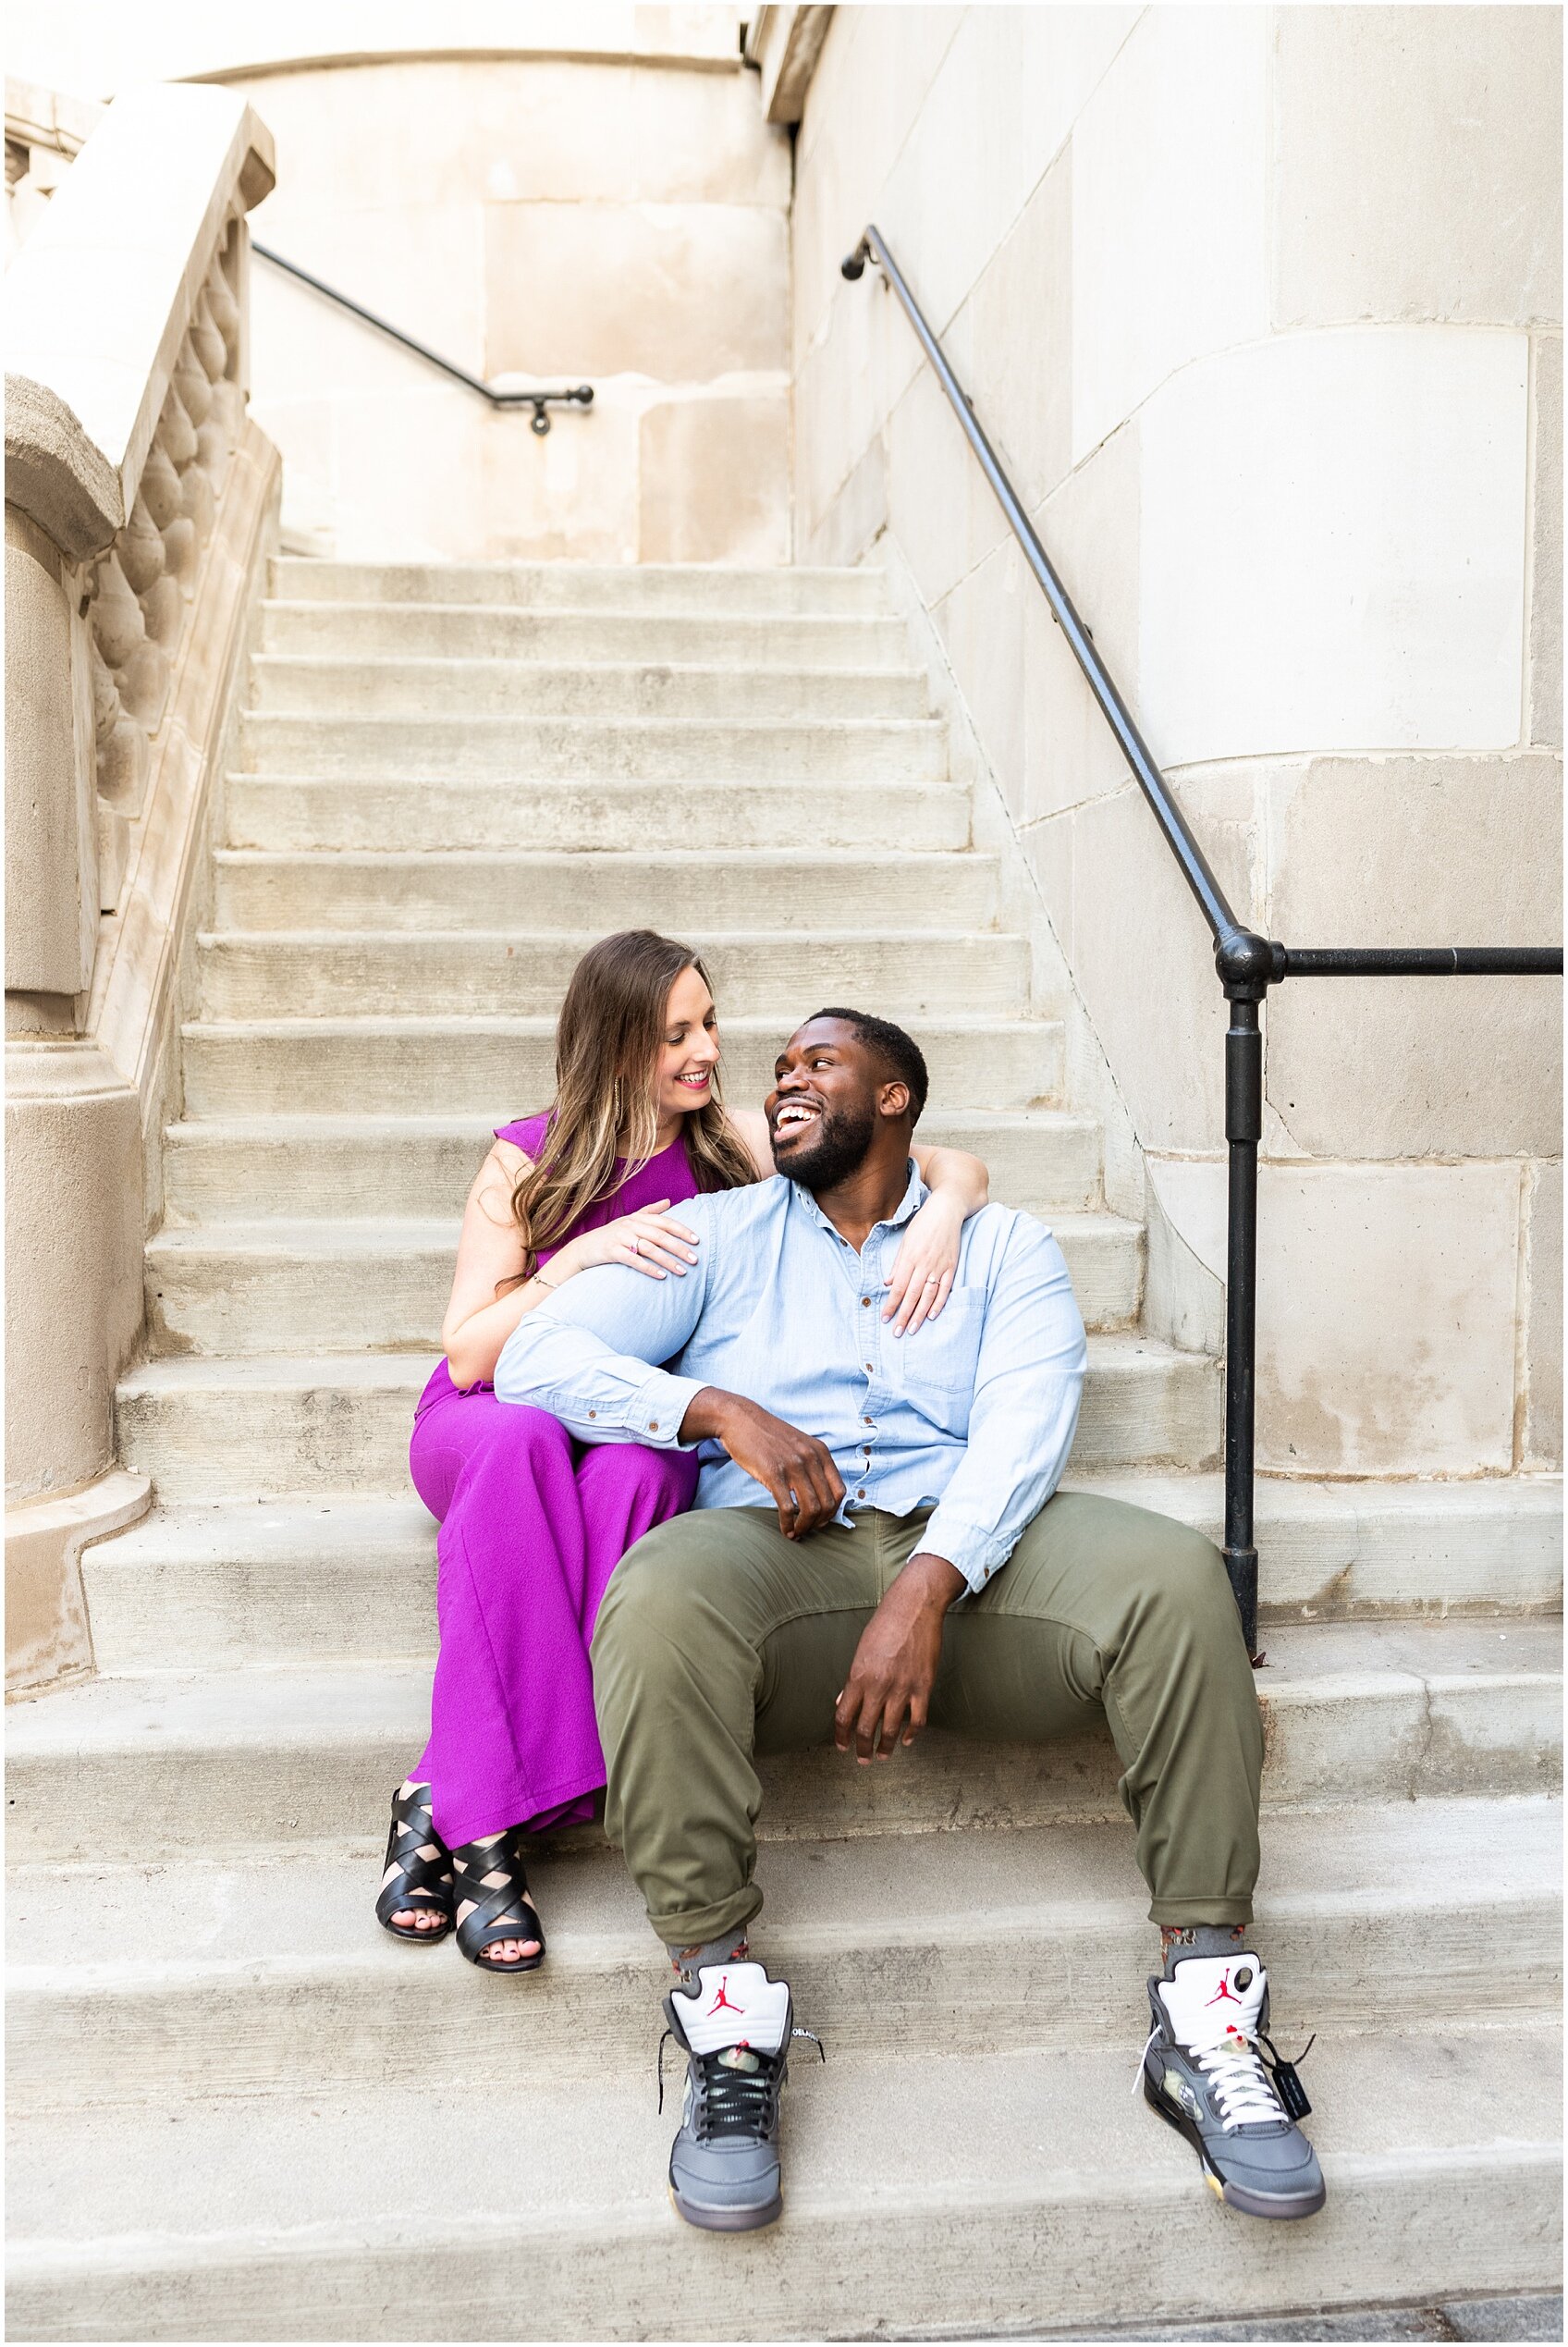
[1159,1951,1267,2045]
[677,1961,790,2057]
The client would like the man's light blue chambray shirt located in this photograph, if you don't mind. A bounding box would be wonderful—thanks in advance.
[493,1165,1087,1596]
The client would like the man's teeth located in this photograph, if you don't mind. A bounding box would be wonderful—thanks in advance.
[775,1103,820,1129]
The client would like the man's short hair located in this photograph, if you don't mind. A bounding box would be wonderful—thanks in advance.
[808,1007,929,1125]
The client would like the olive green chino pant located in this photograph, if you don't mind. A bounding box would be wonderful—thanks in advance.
[591,1492,1263,1948]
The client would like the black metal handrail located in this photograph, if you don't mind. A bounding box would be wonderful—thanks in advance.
[842,224,1563,1656]
[252,242,594,435]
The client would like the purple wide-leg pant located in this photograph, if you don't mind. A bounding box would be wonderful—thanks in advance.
[409,1379,699,1849]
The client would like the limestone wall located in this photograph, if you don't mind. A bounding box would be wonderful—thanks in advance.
[217,23,790,560]
[794,4,1563,1480]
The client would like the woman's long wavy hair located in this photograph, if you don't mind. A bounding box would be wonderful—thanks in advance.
[508,929,758,1278]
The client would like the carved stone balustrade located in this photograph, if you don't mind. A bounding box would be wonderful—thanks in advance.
[5,84,278,1693]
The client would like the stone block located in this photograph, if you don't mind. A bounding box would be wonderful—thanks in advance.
[5,1041,143,1507]
[938,421,1141,834]
[1147,1155,1525,1475]
[944,150,1072,517]
[875,5,1139,344]
[1529,335,1562,748]
[484,202,788,379]
[5,512,94,995]
[1071,6,1268,461]
[1523,1161,1562,1469]
[801,436,887,571]
[887,362,1009,609]
[248,198,485,394]
[638,396,790,565]
[1271,6,1563,330]
[1139,330,1529,766]
[324,381,639,564]
[1255,1161,1524,1475]
[1264,756,1563,1160]
[1023,770,1260,1156]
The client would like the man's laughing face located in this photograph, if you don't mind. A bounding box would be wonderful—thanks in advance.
[765,1018,883,1188]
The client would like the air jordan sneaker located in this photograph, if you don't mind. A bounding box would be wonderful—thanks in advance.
[1141,1951,1326,2219]
[662,1960,795,2230]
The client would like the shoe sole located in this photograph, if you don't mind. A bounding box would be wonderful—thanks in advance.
[1142,2070,1326,2222]
[668,2181,784,2233]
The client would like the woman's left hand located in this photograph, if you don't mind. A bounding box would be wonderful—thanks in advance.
[884,1193,963,1335]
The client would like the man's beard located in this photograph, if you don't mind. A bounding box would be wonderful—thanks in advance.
[770,1097,878,1190]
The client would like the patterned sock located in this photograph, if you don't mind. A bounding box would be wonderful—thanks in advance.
[1160,1922,1248,1977]
[666,1929,751,1990]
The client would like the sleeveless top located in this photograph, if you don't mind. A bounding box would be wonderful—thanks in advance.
[415,1112,704,1414]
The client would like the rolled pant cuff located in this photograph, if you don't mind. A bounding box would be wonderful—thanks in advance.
[1148,1898,1255,1928]
[650,1887,763,1951]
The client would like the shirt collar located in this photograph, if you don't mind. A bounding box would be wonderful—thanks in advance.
[790,1158,927,1240]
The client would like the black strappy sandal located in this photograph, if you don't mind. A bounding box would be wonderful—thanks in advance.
[450,1828,547,1974]
[375,1782,454,1945]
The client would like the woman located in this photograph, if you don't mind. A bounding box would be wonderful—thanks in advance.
[378,929,988,1972]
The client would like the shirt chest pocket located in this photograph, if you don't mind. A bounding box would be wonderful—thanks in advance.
[887,1290,985,1427]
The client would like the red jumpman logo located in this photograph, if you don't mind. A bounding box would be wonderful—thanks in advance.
[707,1976,745,2017]
[1206,1970,1243,2008]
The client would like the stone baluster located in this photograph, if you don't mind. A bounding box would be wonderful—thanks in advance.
[83,238,249,914]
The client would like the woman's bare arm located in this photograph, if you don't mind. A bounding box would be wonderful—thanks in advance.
[909,1142,988,1217]
[441,1141,549,1391]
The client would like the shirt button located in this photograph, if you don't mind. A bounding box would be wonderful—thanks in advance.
[864,1363,873,1374]
[588,1410,597,1420]
[863,1416,874,1426]
[857,1488,866,1499]
[648,1420,659,1432]
[861,1297,871,1309]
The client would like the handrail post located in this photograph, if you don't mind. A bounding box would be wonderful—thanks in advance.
[1215,932,1274,1661]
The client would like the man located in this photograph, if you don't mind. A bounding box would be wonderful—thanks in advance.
[495,1009,1324,2232]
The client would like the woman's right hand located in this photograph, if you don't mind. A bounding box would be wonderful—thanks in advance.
[557,1200,699,1282]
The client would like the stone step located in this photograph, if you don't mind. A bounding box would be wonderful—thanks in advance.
[269,558,892,615]
[116,1335,1219,1500]
[247,654,931,722]
[8,1621,1558,1862]
[224,771,974,854]
[160,1110,1107,1226]
[194,929,1033,1021]
[4,2027,1561,2340]
[261,599,913,667]
[211,848,999,934]
[142,1213,1145,1358]
[238,710,949,783]
[80,1481,1563,1675]
[6,1800,1558,2110]
[178,1015,1068,1117]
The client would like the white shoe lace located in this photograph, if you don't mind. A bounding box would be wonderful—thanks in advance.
[1133,2021,1283,2130]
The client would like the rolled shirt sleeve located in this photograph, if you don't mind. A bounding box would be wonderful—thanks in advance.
[919,1216,1087,1594]
[493,1202,714,1447]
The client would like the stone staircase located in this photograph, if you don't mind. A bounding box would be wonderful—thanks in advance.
[6,559,1562,2339]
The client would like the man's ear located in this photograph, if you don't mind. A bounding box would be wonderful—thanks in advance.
[876,1080,912,1123]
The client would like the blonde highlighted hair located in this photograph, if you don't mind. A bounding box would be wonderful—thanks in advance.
[509,929,757,1276]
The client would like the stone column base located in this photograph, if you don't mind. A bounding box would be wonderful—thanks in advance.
[6,1468,150,1699]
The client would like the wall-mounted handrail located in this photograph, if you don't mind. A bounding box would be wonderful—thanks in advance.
[841,223,1563,1657]
[251,241,594,435]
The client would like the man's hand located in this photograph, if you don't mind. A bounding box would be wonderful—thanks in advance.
[679,1388,845,1540]
[835,1551,966,1763]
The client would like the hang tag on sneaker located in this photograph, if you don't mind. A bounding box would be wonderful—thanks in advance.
[1268,2058,1311,2120]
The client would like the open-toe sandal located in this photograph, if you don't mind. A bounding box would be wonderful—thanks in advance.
[451,1828,547,1974]
[375,1782,454,1945]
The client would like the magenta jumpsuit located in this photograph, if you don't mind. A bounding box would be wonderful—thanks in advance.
[408,1114,702,1848]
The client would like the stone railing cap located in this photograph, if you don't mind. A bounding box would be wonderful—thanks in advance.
[5,82,275,562]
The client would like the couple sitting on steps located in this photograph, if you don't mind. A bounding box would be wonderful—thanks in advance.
[381,927,1325,2231]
